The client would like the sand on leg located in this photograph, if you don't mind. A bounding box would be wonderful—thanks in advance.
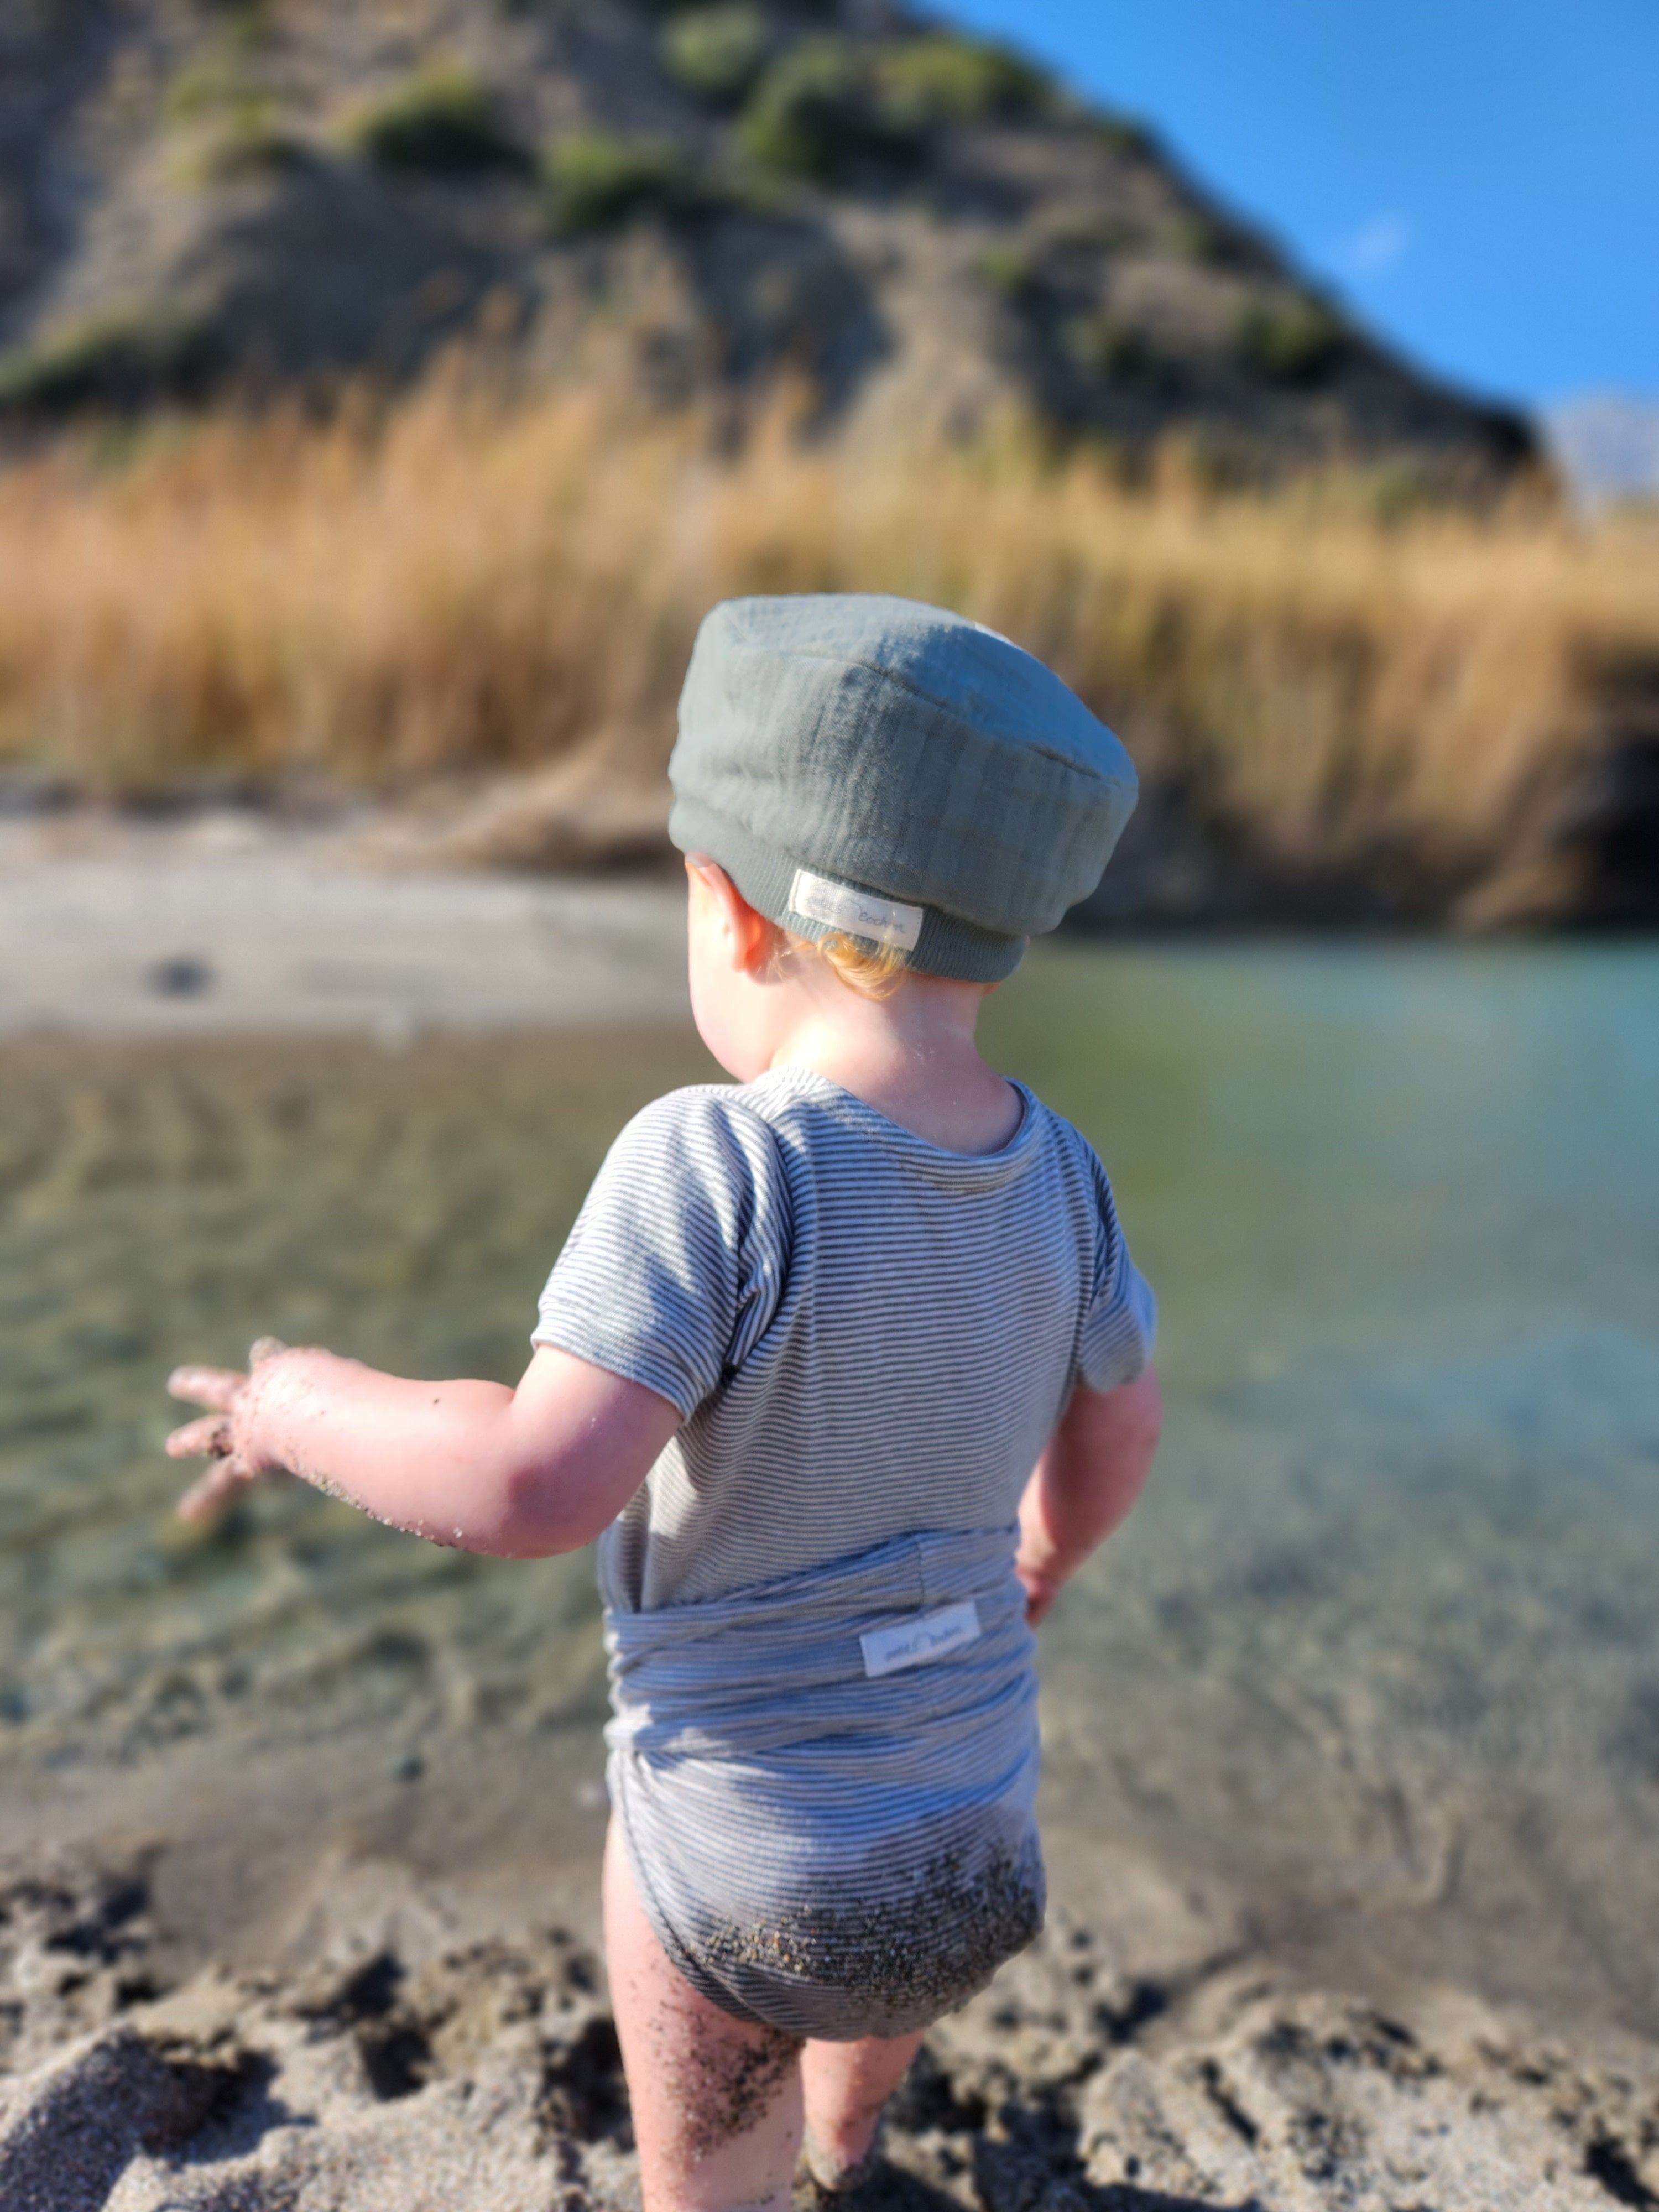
[604,1818,807,2212]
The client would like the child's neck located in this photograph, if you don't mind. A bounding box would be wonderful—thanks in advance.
[768,978,1021,1157]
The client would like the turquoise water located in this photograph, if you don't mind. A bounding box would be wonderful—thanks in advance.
[2,946,1656,2027]
[999,944,1659,2030]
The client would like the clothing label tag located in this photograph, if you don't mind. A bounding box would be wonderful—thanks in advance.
[788,869,924,953]
[860,1600,982,1679]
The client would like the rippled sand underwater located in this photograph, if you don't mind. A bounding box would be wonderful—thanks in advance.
[0,1026,720,1771]
[3,945,1658,2035]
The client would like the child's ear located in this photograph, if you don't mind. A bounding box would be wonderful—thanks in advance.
[685,858,774,974]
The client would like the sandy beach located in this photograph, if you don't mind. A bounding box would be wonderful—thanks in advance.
[0,808,689,1039]
[6,1796,1658,2212]
[3,815,1657,2209]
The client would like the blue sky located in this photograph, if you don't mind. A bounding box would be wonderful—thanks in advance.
[945,0,1659,413]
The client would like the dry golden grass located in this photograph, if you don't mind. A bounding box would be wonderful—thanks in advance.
[2,382,1655,894]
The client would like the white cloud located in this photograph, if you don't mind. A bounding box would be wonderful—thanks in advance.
[1335,211,1410,279]
[1546,393,1659,505]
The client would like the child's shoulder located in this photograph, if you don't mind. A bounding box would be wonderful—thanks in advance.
[606,1082,794,1196]
[613,1080,782,1148]
[620,1070,838,1149]
[995,1083,1111,1175]
[1008,1091,1126,1229]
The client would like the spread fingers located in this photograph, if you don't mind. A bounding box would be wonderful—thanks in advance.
[166,1365,247,1411]
[175,1458,253,1524]
[166,1415,234,1460]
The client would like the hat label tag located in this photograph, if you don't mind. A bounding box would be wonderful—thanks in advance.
[787,869,924,952]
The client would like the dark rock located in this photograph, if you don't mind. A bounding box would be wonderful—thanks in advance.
[1458,670,1659,931]
[145,956,215,998]
[1553,729,1659,926]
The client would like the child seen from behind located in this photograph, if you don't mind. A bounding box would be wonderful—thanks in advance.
[166,595,1164,2212]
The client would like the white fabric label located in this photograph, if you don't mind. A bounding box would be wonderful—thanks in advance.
[860,1600,982,1679]
[788,869,924,952]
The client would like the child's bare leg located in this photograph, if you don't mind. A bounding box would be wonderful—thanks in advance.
[604,1819,806,2212]
[801,2031,925,2184]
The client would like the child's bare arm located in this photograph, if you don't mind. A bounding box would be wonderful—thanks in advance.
[1014,1364,1162,1624]
[165,1340,680,1557]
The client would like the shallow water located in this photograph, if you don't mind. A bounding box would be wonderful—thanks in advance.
[996,944,1659,2032]
[3,946,1657,2030]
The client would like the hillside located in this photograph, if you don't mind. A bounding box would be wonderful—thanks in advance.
[2,0,1535,484]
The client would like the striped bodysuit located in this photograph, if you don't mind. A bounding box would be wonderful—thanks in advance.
[533,1068,1154,2037]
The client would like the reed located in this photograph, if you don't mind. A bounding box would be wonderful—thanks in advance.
[1,382,1654,892]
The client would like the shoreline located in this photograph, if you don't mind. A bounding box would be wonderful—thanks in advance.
[0,808,690,1040]
[4,806,1656,1056]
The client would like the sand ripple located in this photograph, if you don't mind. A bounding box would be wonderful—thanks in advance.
[3,1853,1656,2212]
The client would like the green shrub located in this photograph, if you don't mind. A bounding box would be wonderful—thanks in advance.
[739,39,920,182]
[875,33,1050,128]
[739,40,860,179]
[543,131,695,231]
[1234,294,1346,383]
[973,240,1037,301]
[0,305,220,415]
[1161,212,1232,267]
[163,25,305,187]
[661,6,769,109]
[189,0,275,50]
[189,101,307,185]
[164,50,254,125]
[345,63,528,175]
[737,30,1046,182]
[1063,312,1161,385]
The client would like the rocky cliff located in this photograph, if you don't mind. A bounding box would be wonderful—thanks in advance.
[2,0,1536,485]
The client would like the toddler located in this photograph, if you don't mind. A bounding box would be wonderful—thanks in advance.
[167,594,1162,2212]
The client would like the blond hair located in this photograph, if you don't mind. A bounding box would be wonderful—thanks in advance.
[779,928,909,1000]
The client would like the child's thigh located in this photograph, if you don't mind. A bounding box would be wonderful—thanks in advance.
[603,1820,805,2210]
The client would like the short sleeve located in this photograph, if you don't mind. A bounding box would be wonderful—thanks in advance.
[1076,1151,1157,1394]
[533,1088,792,1421]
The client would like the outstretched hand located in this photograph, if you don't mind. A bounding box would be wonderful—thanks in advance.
[166,1336,290,1524]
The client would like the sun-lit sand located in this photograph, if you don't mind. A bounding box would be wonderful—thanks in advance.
[4,1807,1656,2211]
[0,808,687,1038]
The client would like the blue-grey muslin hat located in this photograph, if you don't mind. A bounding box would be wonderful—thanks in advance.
[668,594,1138,983]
